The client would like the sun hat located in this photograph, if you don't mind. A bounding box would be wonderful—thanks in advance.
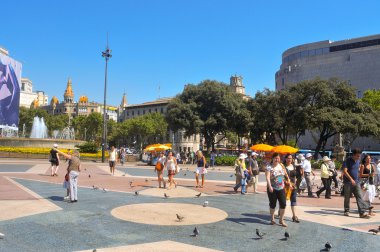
[239,153,247,159]
[53,144,58,148]
[322,156,331,162]
[251,152,258,156]
[305,153,313,158]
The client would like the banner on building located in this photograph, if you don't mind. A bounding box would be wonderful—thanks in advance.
[0,52,22,131]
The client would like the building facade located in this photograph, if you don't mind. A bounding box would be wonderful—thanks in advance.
[275,34,380,150]
[41,78,117,121]
[20,78,37,108]
[275,34,380,97]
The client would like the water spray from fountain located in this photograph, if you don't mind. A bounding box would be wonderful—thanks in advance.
[30,117,48,138]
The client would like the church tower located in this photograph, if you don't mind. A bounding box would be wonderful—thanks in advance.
[64,78,74,103]
[120,93,127,108]
[230,75,245,95]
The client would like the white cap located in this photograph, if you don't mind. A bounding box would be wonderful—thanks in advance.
[305,153,312,158]
[251,152,258,156]
[53,144,58,148]
[239,153,247,159]
[322,156,331,162]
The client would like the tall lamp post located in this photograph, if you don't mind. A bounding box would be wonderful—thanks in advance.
[101,40,112,162]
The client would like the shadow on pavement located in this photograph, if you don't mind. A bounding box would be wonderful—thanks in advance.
[48,196,64,201]
[227,213,271,226]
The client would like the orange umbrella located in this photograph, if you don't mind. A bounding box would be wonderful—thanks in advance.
[250,144,274,152]
[272,145,298,154]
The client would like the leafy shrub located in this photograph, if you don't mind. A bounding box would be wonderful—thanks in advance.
[76,142,98,153]
[215,156,236,166]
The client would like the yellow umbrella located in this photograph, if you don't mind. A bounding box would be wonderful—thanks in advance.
[272,145,298,154]
[153,145,171,151]
[144,146,156,152]
[250,144,274,152]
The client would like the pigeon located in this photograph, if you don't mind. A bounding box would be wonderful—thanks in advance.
[230,174,233,177]
[164,193,170,198]
[368,229,379,234]
[284,231,290,240]
[256,229,265,239]
[102,188,107,192]
[88,174,91,178]
[0,232,4,239]
[191,227,199,237]
[92,185,99,190]
[183,173,187,176]
[84,168,87,171]
[129,181,133,187]
[203,201,209,207]
[145,179,149,182]
[176,214,184,222]
[195,193,202,198]
[325,242,332,251]
[135,191,139,196]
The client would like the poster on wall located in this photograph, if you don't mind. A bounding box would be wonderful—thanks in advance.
[0,52,22,131]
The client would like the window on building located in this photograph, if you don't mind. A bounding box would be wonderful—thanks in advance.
[357,90,362,98]
[155,108,158,112]
[132,111,134,116]
[137,110,140,115]
[160,108,164,113]
[323,47,329,54]
[309,49,316,56]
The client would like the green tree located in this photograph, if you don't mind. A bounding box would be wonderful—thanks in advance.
[84,112,103,143]
[362,89,380,110]
[166,80,249,151]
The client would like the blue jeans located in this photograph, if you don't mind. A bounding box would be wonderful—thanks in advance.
[234,178,247,193]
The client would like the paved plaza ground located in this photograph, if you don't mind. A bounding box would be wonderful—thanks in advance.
[0,158,379,251]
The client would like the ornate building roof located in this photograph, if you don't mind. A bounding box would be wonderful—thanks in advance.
[79,95,88,103]
[120,93,127,108]
[64,78,74,98]
[50,96,59,105]
[30,98,39,109]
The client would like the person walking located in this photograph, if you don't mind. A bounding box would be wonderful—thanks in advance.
[108,146,117,176]
[302,153,316,197]
[266,153,292,227]
[343,148,372,218]
[234,153,248,194]
[49,144,60,176]
[359,154,376,216]
[57,150,81,203]
[210,151,217,168]
[195,150,207,188]
[375,160,380,197]
[316,156,333,199]
[155,152,166,188]
[247,152,260,193]
[329,155,339,193]
[283,154,299,223]
[165,151,178,189]
[294,154,304,195]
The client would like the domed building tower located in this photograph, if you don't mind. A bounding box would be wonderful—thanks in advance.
[64,78,74,103]
[230,75,245,95]
[50,96,59,114]
[78,95,88,104]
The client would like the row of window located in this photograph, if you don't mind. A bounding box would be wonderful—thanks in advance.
[126,107,165,116]
[53,108,95,113]
[283,47,330,63]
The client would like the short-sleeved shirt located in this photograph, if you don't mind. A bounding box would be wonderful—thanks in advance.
[267,163,286,190]
[246,157,258,171]
[343,157,360,184]
[301,159,312,173]
[50,149,58,161]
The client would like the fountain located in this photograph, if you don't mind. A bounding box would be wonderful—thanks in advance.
[30,116,48,138]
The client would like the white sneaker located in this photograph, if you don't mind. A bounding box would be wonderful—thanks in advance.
[64,196,70,201]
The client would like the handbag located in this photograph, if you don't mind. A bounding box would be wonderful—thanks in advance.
[285,185,292,200]
[175,165,181,174]
[155,162,163,171]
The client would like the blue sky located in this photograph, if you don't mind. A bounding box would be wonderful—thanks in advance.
[2,0,380,106]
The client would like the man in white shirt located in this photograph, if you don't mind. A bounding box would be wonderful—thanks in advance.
[302,153,316,197]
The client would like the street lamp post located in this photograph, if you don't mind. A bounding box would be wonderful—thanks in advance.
[101,41,112,163]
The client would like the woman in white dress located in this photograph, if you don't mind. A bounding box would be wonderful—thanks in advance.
[165,151,178,189]
[360,154,376,216]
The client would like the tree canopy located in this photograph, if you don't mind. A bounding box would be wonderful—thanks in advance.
[166,80,251,151]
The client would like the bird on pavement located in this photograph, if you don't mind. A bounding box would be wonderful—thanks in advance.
[102,188,107,192]
[284,231,290,240]
[135,191,139,196]
[191,227,199,237]
[88,174,91,178]
[368,228,379,234]
[164,193,170,198]
[195,193,202,198]
[230,174,233,177]
[176,214,184,222]
[256,229,265,239]
[92,249,96,252]
[129,181,133,187]
[183,173,187,176]
[92,185,99,190]
[325,242,332,251]
[145,179,149,182]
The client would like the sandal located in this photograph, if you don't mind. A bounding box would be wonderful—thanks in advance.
[279,221,288,227]
[292,216,300,223]
[270,220,276,225]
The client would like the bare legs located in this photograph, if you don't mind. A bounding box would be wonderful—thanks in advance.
[195,174,205,188]
[51,165,59,176]
[167,174,177,189]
